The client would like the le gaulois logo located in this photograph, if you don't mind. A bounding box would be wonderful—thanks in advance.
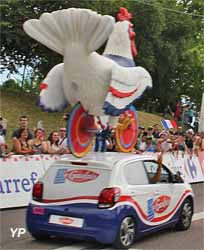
[153,195,171,214]
[64,169,99,183]
[59,217,74,225]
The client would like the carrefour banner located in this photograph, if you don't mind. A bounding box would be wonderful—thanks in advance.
[0,155,60,209]
[0,152,204,209]
[163,151,204,183]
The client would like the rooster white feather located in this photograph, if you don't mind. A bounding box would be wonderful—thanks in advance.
[103,21,132,59]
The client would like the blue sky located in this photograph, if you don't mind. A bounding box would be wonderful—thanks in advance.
[0,67,31,85]
[0,70,17,84]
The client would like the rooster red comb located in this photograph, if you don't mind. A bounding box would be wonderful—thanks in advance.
[117,7,133,21]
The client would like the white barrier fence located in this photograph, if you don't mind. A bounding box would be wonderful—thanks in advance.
[0,154,60,209]
[0,152,204,209]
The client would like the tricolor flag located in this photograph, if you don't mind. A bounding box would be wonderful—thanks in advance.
[161,119,177,129]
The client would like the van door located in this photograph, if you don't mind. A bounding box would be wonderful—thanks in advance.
[122,160,184,230]
[143,161,185,225]
[123,160,157,223]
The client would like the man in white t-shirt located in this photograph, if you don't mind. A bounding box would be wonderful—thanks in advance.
[58,128,70,152]
[0,135,6,157]
[0,135,5,144]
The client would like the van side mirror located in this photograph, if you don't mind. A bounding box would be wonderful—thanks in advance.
[172,171,183,183]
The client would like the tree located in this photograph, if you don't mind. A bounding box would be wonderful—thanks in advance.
[175,0,204,105]
[133,0,204,109]
[0,0,95,85]
[1,0,203,108]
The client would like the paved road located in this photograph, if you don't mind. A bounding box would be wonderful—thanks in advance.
[1,183,203,250]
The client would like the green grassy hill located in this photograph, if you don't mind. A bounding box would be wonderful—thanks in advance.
[1,90,164,149]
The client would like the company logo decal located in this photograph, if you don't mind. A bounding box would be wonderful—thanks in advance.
[147,198,155,221]
[59,217,74,225]
[153,195,171,214]
[187,158,197,179]
[184,161,190,177]
[64,169,99,183]
[147,195,171,220]
[54,168,68,184]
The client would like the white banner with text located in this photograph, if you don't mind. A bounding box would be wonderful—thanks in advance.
[0,152,204,209]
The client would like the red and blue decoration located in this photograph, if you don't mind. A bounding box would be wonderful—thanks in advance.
[67,103,95,157]
[116,106,138,152]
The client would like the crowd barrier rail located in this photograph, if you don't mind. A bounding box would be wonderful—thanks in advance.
[0,152,204,209]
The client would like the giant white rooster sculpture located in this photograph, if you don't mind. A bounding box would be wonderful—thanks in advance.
[23,7,152,157]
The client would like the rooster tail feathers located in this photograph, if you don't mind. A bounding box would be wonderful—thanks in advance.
[87,15,115,53]
[23,13,64,55]
[23,8,115,55]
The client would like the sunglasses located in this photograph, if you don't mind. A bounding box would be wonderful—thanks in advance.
[37,131,44,136]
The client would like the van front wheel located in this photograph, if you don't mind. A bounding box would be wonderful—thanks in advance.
[175,199,193,230]
[113,217,136,249]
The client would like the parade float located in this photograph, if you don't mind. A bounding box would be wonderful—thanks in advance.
[23,7,152,157]
[1,8,204,211]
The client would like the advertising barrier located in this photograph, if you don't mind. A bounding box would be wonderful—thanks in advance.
[0,155,60,209]
[0,152,204,209]
[163,152,204,183]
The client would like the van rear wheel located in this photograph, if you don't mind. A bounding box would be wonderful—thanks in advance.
[113,217,136,249]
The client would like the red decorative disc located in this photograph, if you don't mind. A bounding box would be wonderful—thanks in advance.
[67,103,95,157]
[116,106,138,152]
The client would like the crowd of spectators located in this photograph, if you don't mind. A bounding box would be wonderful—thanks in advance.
[135,125,204,157]
[0,115,70,157]
[0,115,204,158]
[95,123,204,156]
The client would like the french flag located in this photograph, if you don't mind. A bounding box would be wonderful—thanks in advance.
[161,119,177,130]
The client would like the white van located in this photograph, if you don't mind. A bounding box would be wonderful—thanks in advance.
[26,152,194,249]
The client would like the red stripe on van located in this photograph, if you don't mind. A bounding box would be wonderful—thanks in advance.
[150,189,192,222]
[41,196,98,203]
[119,189,192,222]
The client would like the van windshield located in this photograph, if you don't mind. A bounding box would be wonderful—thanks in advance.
[42,165,111,200]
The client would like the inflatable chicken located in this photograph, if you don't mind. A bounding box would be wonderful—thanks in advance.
[23,7,152,157]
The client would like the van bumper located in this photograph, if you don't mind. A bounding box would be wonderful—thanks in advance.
[26,203,121,244]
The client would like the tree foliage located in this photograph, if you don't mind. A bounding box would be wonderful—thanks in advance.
[0,0,203,108]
